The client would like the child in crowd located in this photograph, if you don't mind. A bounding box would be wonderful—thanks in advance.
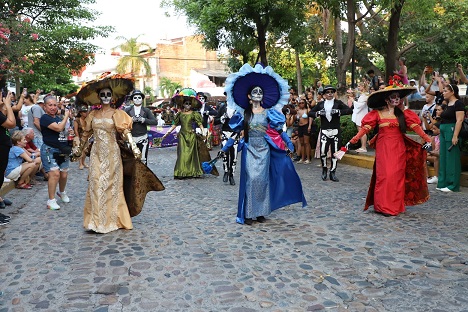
[4,131,41,189]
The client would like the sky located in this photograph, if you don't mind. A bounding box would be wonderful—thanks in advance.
[87,0,195,50]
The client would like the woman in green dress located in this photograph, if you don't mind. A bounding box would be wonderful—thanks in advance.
[162,91,218,178]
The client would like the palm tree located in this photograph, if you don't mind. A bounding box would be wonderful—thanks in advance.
[114,36,153,89]
[159,77,182,98]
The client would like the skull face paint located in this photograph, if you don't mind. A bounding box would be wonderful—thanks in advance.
[99,88,112,105]
[133,95,143,106]
[250,86,263,102]
[198,96,206,104]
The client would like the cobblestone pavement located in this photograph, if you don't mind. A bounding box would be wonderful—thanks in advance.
[1,146,468,312]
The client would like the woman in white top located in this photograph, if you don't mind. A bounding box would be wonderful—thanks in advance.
[351,82,369,152]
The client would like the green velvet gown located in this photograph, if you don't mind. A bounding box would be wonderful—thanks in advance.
[173,111,204,178]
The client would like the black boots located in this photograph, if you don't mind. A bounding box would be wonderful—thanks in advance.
[229,174,235,185]
[321,167,328,181]
[224,170,235,185]
[329,170,339,182]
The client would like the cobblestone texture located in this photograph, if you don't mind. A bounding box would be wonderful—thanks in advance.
[1,146,467,311]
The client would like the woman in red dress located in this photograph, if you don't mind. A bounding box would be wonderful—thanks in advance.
[347,86,432,216]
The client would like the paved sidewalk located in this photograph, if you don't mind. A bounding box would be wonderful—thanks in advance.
[1,146,467,312]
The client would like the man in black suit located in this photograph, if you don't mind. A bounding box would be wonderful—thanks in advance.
[197,92,217,147]
[125,90,158,164]
[308,85,353,182]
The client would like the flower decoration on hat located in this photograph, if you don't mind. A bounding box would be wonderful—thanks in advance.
[366,76,415,109]
[225,63,289,113]
[387,75,405,89]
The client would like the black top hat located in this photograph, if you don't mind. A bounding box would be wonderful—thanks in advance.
[322,85,336,93]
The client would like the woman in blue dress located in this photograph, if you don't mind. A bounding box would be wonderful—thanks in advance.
[221,64,307,225]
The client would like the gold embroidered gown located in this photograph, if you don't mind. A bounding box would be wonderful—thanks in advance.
[83,109,133,233]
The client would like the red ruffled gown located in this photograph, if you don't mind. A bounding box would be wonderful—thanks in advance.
[362,110,429,216]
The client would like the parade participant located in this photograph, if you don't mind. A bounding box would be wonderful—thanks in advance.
[40,95,73,210]
[346,82,432,216]
[161,88,218,178]
[221,63,307,225]
[125,90,158,164]
[161,104,175,125]
[214,99,238,185]
[308,85,352,182]
[197,92,217,147]
[73,72,164,233]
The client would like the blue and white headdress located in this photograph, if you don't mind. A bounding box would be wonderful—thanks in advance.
[225,63,290,114]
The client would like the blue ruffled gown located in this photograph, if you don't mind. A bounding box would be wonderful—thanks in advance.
[231,109,307,224]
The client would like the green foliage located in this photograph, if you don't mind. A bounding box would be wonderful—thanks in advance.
[115,36,152,77]
[159,77,182,98]
[143,86,154,104]
[166,0,311,65]
[1,0,112,92]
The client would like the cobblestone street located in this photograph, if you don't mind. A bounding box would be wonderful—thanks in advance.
[1,146,468,312]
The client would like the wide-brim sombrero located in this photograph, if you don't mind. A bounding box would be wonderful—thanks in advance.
[172,88,202,110]
[367,87,416,109]
[225,63,289,111]
[76,72,135,108]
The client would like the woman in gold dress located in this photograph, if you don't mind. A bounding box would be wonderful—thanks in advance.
[74,73,164,233]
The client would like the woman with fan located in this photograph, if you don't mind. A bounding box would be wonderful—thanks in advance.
[346,83,432,216]
[220,63,307,225]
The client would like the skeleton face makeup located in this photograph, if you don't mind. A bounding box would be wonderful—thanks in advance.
[99,88,112,105]
[133,95,143,106]
[183,102,191,111]
[250,86,263,102]
[198,96,206,104]
[388,93,400,106]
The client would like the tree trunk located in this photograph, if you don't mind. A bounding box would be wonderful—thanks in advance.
[255,17,268,66]
[335,0,357,90]
[295,51,303,95]
[385,0,405,82]
[334,17,346,89]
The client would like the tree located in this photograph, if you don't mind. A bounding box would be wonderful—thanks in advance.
[1,0,112,95]
[159,77,182,98]
[114,36,153,78]
[166,0,310,66]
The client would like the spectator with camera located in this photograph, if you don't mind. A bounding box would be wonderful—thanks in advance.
[424,69,446,106]
[40,95,72,210]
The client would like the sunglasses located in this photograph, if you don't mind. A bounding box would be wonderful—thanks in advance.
[99,92,112,97]
[325,91,335,94]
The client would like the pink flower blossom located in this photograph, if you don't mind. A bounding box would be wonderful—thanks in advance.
[29,70,34,74]
[23,18,31,23]
[19,69,25,73]
[31,33,38,40]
